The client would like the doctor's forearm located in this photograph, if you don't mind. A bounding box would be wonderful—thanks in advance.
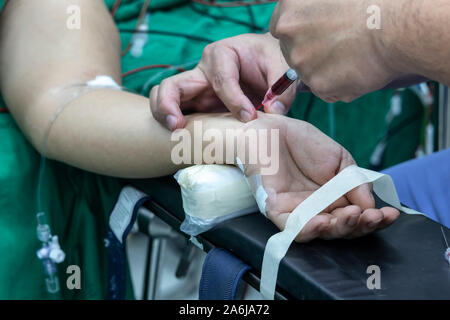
[380,0,450,85]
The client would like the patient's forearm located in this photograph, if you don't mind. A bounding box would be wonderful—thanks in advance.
[44,88,244,178]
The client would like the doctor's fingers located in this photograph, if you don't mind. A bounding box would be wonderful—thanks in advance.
[150,68,210,131]
[199,45,257,122]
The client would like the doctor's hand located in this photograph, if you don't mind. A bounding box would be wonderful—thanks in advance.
[150,33,297,131]
[239,113,399,242]
[270,0,401,103]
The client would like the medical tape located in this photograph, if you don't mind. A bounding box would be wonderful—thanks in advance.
[86,75,122,90]
[259,165,423,299]
[236,157,269,217]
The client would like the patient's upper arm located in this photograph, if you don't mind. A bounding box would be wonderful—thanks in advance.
[0,0,121,148]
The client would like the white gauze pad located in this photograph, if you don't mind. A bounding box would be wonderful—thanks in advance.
[175,164,259,236]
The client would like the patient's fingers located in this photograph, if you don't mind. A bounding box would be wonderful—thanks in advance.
[267,202,397,243]
[264,192,334,243]
[346,183,375,211]
[269,210,329,243]
[265,186,398,242]
[265,194,348,242]
[263,192,329,242]
[294,214,330,242]
[374,206,400,229]
[346,208,385,238]
[319,205,362,240]
[265,190,350,221]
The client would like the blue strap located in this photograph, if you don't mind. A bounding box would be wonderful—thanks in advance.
[106,196,149,300]
[106,228,126,300]
[199,248,251,300]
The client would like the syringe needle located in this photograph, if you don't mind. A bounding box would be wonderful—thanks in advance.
[441,226,449,248]
[441,226,450,266]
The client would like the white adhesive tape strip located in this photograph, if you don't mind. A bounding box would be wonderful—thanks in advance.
[260,165,422,300]
[236,157,269,217]
[86,75,122,90]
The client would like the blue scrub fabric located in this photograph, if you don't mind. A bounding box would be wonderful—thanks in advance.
[383,149,450,228]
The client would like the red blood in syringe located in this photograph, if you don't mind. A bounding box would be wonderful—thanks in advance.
[257,69,298,110]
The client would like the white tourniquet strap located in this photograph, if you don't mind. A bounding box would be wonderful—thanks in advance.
[260,165,422,299]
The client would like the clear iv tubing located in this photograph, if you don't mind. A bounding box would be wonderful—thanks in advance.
[34,84,84,295]
[36,82,127,212]
[35,81,126,294]
[36,85,83,214]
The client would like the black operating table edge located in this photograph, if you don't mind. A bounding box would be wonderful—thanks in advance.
[127,176,450,300]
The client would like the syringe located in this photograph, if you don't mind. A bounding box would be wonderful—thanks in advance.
[257,68,298,110]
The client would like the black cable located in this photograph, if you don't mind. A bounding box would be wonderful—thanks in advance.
[443,86,448,148]
[385,110,424,140]
[368,110,423,171]
[189,3,267,32]
[119,28,214,43]
[303,93,422,136]
[303,94,315,122]
[246,5,256,32]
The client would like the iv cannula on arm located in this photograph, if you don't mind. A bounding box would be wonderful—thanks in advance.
[257,68,298,110]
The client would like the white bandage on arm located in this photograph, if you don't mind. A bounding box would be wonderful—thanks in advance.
[259,165,423,300]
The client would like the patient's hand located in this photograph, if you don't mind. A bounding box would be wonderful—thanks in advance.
[239,113,399,242]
